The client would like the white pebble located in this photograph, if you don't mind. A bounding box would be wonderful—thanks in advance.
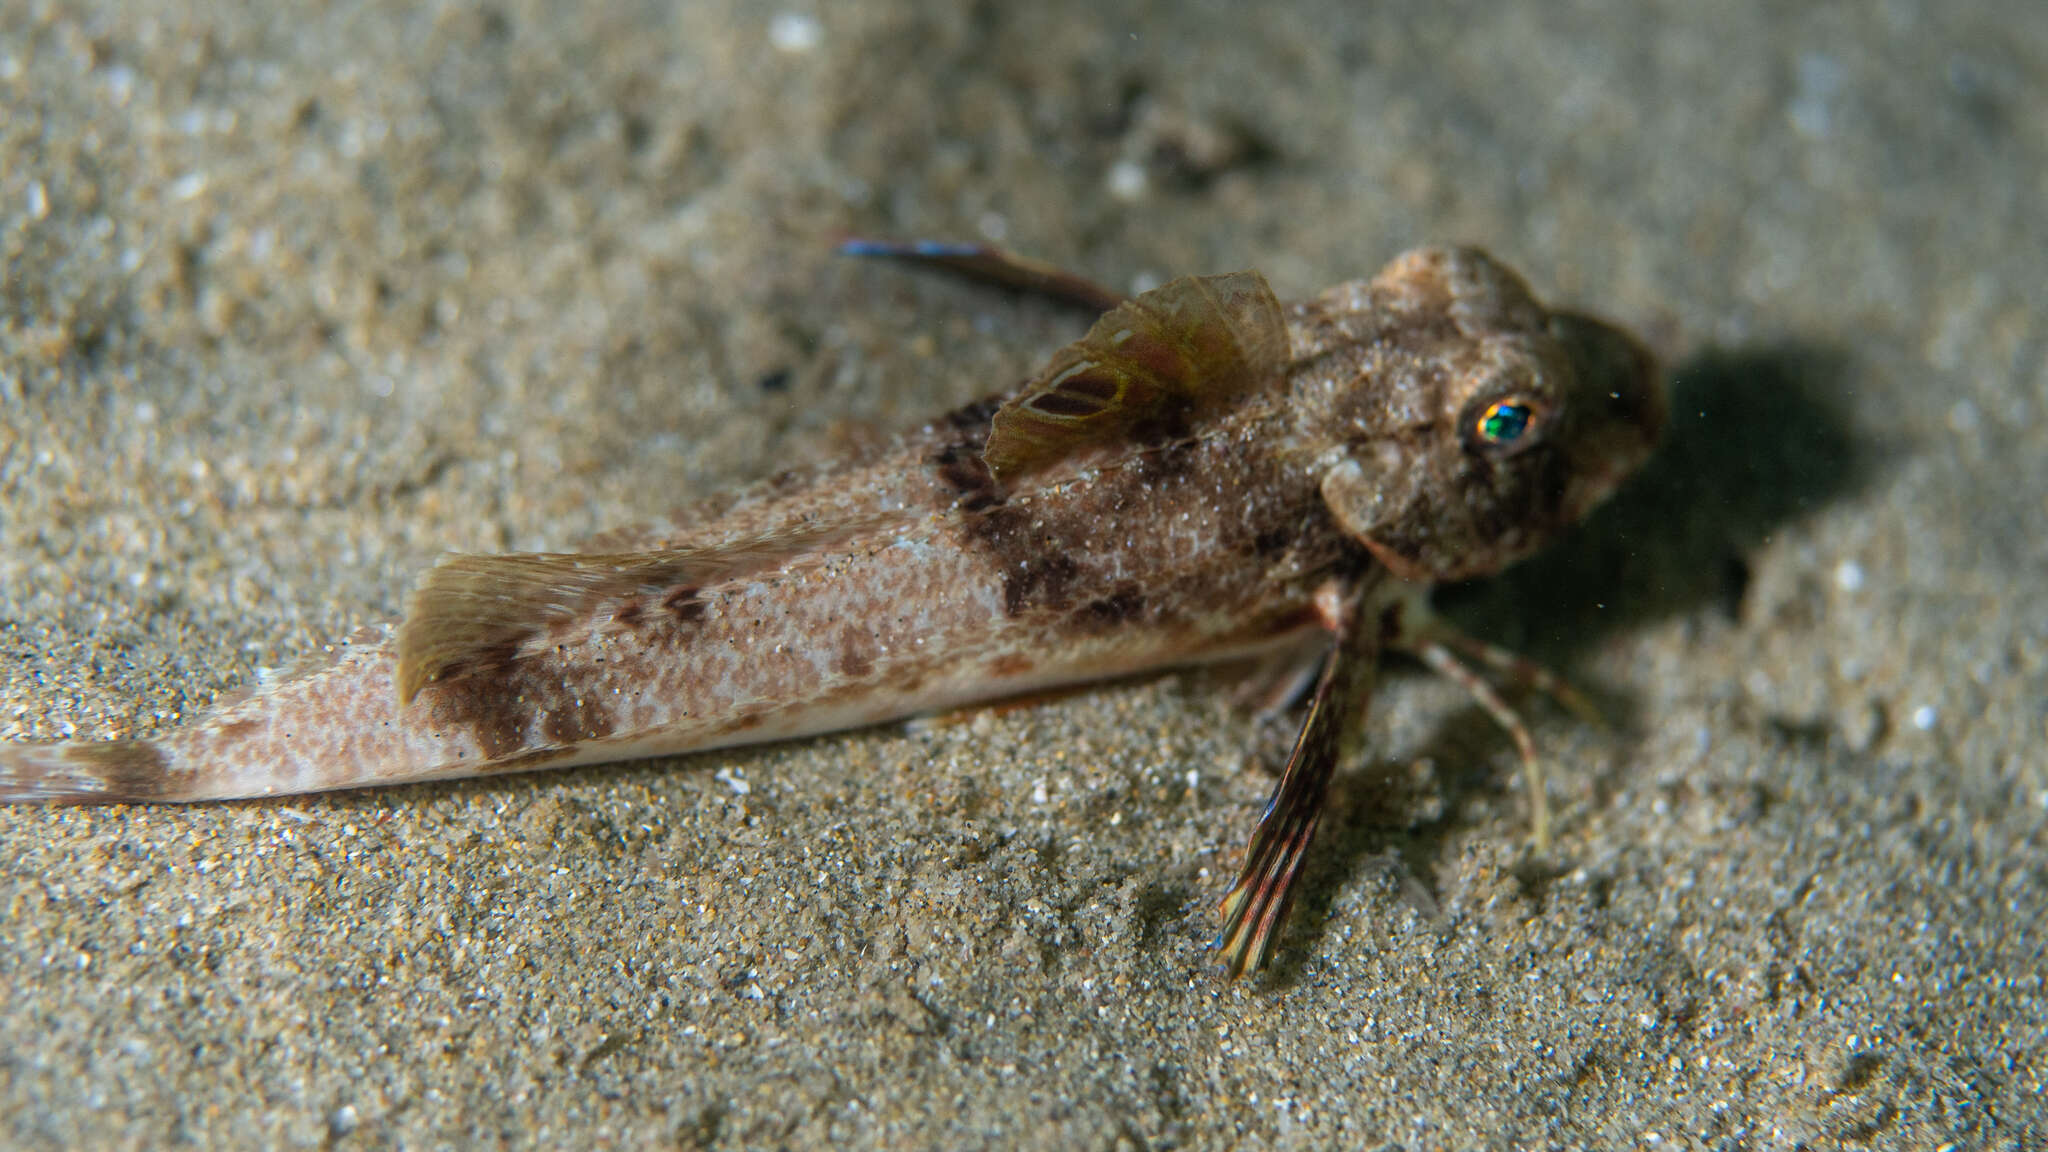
[1911,705,1937,731]
[102,63,133,103]
[1106,159,1149,202]
[769,12,821,53]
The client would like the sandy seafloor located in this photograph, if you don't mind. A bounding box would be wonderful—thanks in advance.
[1,2,2043,1148]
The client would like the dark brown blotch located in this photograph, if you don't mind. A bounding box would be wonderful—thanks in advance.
[1077,583,1147,631]
[834,633,876,679]
[60,740,175,804]
[1377,601,1408,643]
[939,395,1004,433]
[1133,437,1202,485]
[422,663,531,761]
[995,538,1082,615]
[1251,525,1294,557]
[434,671,621,759]
[420,636,620,760]
[1124,400,1195,447]
[930,442,1003,513]
[663,585,707,625]
[540,691,618,747]
[960,486,1105,619]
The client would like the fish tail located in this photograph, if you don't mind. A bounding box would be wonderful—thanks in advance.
[0,633,461,805]
[0,739,190,803]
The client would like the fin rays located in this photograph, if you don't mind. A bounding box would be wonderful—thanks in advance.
[395,519,888,705]
[1215,577,1380,977]
[984,271,1288,484]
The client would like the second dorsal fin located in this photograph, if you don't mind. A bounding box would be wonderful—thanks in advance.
[393,519,881,705]
[982,271,1289,484]
[396,550,699,705]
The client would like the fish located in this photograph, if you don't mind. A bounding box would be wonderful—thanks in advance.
[0,245,1664,976]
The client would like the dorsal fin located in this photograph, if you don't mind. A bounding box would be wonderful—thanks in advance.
[394,520,876,705]
[982,271,1288,484]
[397,552,683,705]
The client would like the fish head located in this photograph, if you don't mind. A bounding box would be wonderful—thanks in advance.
[1311,247,1665,584]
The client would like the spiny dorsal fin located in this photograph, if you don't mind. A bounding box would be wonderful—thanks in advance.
[394,520,879,705]
[983,271,1288,484]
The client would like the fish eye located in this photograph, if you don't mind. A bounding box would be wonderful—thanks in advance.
[1479,401,1532,442]
[1467,396,1544,456]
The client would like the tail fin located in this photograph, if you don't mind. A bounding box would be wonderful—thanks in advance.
[0,626,673,805]
[0,740,186,804]
[0,632,428,804]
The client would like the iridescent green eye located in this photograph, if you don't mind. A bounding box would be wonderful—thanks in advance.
[1477,400,1533,445]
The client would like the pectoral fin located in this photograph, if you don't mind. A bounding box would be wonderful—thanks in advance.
[1215,576,1382,978]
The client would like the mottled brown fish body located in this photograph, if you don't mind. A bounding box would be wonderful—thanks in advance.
[0,377,1346,803]
[402,394,1354,778]
[0,247,1663,979]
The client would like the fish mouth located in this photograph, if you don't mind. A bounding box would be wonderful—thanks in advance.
[1551,311,1666,522]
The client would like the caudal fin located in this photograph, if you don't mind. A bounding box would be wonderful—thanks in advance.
[0,739,187,804]
[0,632,425,804]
